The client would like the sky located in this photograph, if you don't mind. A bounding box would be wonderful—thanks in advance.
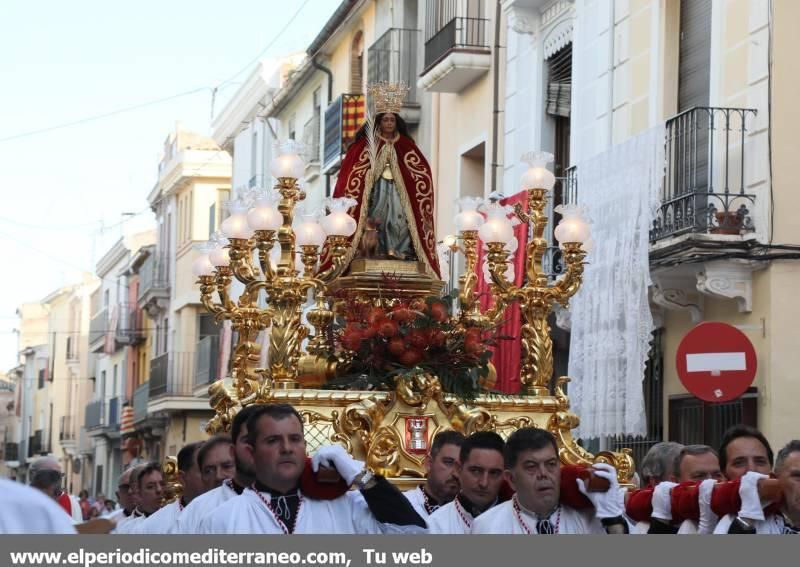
[0,0,341,371]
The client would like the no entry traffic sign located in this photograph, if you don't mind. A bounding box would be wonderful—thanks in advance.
[675,322,757,403]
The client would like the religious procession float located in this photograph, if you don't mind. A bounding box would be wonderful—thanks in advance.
[188,81,634,489]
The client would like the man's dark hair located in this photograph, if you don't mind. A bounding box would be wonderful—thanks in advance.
[775,440,800,473]
[354,112,412,142]
[231,404,264,445]
[197,434,233,468]
[718,425,774,472]
[460,431,505,464]
[177,441,204,473]
[504,428,558,469]
[136,462,162,488]
[672,444,718,477]
[430,430,466,458]
[245,403,304,446]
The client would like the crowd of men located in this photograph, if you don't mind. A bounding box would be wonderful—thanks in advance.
[2,402,798,535]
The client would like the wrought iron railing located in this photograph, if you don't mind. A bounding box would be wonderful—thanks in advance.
[149,352,196,397]
[133,383,149,423]
[368,28,421,106]
[108,396,122,429]
[85,399,104,429]
[89,308,108,345]
[115,303,144,345]
[323,94,364,173]
[651,107,758,241]
[139,254,169,299]
[543,165,578,279]
[424,17,489,71]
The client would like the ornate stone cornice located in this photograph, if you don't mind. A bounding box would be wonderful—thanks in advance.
[651,271,704,323]
[696,260,765,313]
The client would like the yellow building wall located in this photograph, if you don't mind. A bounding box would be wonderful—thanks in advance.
[329,2,376,98]
[434,74,493,240]
[760,0,800,449]
[164,413,210,457]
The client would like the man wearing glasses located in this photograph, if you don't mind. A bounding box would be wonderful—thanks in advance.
[104,467,137,523]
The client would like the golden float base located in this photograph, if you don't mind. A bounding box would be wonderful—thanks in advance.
[328,258,444,302]
[206,374,635,487]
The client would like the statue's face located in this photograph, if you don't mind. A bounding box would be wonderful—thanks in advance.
[380,114,397,136]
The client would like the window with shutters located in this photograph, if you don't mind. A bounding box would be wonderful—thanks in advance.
[668,388,758,449]
[677,0,711,111]
[546,44,572,119]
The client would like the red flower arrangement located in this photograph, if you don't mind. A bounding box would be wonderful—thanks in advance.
[330,292,495,400]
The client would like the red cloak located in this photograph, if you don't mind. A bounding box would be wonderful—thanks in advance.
[319,135,441,279]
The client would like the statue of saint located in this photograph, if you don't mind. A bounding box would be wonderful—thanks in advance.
[320,82,440,279]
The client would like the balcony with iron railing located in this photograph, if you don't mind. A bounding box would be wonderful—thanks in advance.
[138,254,170,315]
[368,28,422,120]
[115,303,145,346]
[59,415,76,441]
[322,93,364,174]
[651,107,757,243]
[133,382,149,423]
[108,396,122,431]
[85,399,105,430]
[89,307,108,352]
[149,352,196,398]
[542,166,578,279]
[421,17,491,93]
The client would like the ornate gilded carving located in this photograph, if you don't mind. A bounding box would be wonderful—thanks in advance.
[160,456,181,505]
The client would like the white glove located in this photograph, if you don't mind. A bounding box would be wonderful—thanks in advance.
[697,478,719,534]
[651,481,678,521]
[576,463,624,519]
[311,444,365,486]
[738,470,769,521]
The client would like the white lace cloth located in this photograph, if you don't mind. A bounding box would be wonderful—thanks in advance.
[567,125,664,438]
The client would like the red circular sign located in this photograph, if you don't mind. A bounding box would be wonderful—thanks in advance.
[675,322,757,403]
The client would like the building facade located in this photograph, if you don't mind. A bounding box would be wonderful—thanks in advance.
[143,125,232,458]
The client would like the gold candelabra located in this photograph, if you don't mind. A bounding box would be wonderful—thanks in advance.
[452,152,590,395]
[193,144,356,418]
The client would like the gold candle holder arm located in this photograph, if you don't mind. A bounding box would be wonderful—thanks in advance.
[254,230,277,280]
[214,266,236,312]
[552,242,587,306]
[227,238,257,285]
[314,235,350,283]
[198,275,226,318]
[485,242,518,297]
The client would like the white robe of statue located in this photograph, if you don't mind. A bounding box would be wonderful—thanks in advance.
[471,500,605,534]
[177,480,239,534]
[0,478,77,534]
[201,487,424,534]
